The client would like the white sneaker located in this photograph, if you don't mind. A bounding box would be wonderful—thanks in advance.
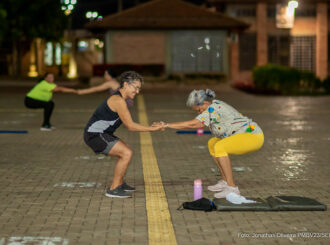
[40,125,53,131]
[214,186,240,199]
[207,180,228,192]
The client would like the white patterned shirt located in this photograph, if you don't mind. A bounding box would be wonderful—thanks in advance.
[196,100,262,138]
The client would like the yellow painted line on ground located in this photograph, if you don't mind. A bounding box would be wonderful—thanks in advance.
[137,95,177,245]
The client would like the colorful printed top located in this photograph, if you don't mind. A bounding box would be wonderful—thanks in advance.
[196,100,262,138]
[26,80,56,102]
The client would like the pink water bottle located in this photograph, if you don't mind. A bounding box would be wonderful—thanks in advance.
[197,128,204,136]
[194,179,203,200]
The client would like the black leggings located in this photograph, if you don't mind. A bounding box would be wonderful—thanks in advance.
[24,97,54,126]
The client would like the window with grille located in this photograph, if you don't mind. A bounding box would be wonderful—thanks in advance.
[290,36,316,72]
[267,5,276,18]
[295,5,316,17]
[268,35,290,66]
[227,4,256,18]
[171,31,226,73]
[239,33,256,70]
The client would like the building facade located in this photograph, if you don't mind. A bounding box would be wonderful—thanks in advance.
[88,0,248,77]
[210,0,329,82]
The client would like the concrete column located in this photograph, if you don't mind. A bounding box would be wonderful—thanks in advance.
[256,2,267,66]
[28,39,38,77]
[105,32,113,63]
[316,2,328,80]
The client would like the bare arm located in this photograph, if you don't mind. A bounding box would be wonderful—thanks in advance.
[109,96,161,132]
[165,119,204,129]
[78,81,119,95]
[53,86,77,93]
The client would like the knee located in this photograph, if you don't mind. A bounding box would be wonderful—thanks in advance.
[121,148,133,161]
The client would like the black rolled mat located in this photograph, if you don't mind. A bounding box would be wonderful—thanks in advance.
[213,196,327,211]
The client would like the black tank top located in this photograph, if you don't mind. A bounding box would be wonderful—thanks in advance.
[85,91,123,134]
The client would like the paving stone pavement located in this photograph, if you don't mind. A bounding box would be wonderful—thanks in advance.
[0,84,329,245]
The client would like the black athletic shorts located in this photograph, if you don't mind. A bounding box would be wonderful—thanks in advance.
[84,132,119,155]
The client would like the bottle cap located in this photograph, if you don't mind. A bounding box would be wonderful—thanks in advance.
[194,179,202,185]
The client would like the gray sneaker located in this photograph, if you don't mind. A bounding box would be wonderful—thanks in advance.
[105,186,131,198]
[120,182,136,192]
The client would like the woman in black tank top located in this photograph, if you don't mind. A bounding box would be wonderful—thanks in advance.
[83,71,162,198]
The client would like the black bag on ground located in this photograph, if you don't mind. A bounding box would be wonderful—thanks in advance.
[178,198,215,212]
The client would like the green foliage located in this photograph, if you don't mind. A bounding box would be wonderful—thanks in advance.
[0,0,68,43]
[322,76,330,94]
[0,5,7,42]
[253,64,301,94]
[300,70,322,93]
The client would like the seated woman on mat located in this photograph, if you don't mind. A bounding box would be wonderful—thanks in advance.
[153,89,264,198]
[24,72,77,131]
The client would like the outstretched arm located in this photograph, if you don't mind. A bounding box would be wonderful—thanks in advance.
[77,80,119,95]
[154,119,204,130]
[110,96,161,132]
[53,86,77,93]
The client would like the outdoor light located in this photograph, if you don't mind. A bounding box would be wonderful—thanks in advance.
[287,0,298,17]
[86,11,92,18]
[288,1,299,9]
[86,11,101,20]
[61,0,77,16]
[64,9,71,16]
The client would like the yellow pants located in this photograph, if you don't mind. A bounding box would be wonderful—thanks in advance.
[208,133,264,157]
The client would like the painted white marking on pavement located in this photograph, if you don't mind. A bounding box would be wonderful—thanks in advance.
[233,167,252,172]
[193,145,207,149]
[74,155,105,160]
[54,182,101,188]
[1,236,69,245]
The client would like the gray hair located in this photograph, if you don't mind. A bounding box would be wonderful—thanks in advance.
[119,71,144,88]
[186,89,216,107]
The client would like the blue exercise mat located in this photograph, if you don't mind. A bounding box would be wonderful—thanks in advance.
[0,130,28,134]
[176,130,211,134]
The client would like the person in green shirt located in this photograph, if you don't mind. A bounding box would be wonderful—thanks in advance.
[24,73,77,131]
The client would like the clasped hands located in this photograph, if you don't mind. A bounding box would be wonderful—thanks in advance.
[152,121,168,131]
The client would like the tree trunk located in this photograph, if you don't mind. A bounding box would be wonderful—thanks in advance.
[11,40,18,77]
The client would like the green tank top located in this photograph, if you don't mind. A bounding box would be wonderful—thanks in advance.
[26,80,56,102]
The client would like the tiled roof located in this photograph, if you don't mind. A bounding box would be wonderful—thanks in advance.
[208,0,328,3]
[86,0,249,30]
